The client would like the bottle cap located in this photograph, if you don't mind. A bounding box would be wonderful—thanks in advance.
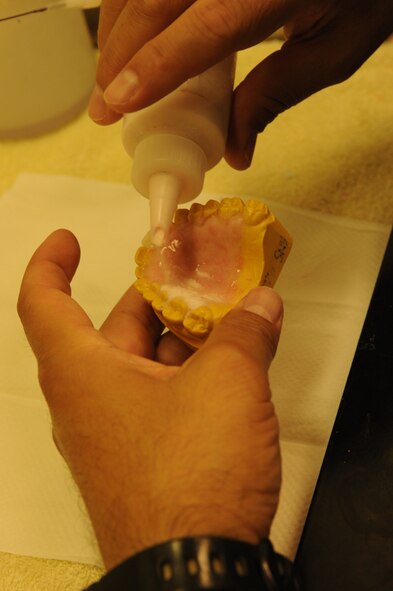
[132,133,208,245]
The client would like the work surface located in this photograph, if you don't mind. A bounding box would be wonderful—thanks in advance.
[0,39,392,590]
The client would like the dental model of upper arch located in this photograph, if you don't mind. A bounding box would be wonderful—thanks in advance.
[135,197,292,349]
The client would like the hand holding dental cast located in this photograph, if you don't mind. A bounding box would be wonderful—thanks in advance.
[18,230,293,590]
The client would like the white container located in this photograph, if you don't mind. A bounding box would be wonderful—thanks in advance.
[122,55,235,245]
[0,8,96,138]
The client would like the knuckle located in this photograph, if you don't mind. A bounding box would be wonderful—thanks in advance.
[252,94,291,130]
[240,316,278,360]
[141,38,172,76]
[128,0,169,23]
[97,45,126,87]
[191,0,242,44]
[211,312,278,364]
[17,287,36,324]
[257,321,278,360]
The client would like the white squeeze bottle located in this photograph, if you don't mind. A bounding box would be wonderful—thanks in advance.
[122,55,236,246]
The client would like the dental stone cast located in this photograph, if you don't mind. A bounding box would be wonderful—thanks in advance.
[134,197,292,349]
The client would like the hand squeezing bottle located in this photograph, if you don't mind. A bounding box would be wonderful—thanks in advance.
[122,56,235,246]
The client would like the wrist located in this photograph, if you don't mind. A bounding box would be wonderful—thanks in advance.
[96,506,265,570]
[90,498,270,569]
[87,536,300,591]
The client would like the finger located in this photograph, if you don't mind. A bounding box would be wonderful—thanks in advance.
[18,230,94,361]
[225,10,391,170]
[100,286,164,358]
[225,41,338,169]
[155,331,193,366]
[194,287,283,379]
[88,84,123,125]
[98,0,194,89]
[97,0,128,50]
[90,0,194,124]
[102,0,287,113]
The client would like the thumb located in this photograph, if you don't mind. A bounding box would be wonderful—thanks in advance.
[225,28,373,170]
[204,287,284,372]
[18,230,93,363]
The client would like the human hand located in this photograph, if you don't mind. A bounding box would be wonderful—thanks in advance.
[88,0,393,169]
[18,230,284,570]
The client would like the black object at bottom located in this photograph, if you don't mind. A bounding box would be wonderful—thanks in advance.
[87,537,301,590]
[296,229,393,590]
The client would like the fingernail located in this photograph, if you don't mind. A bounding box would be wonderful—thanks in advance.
[104,69,139,106]
[88,84,106,122]
[244,134,257,166]
[239,287,283,325]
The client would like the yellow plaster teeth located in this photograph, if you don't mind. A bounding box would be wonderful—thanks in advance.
[152,295,164,312]
[141,281,162,303]
[135,266,143,279]
[183,306,213,337]
[243,199,270,225]
[219,197,244,219]
[203,199,220,218]
[135,246,148,266]
[135,278,165,310]
[134,278,146,294]
[162,297,188,325]
[189,202,205,224]
[141,232,152,247]
[174,208,189,224]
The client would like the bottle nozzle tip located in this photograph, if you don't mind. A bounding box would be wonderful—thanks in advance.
[148,172,180,246]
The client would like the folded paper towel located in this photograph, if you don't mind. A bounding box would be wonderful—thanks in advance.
[0,173,390,567]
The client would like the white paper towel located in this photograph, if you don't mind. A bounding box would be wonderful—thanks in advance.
[0,173,390,564]
[0,393,101,565]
